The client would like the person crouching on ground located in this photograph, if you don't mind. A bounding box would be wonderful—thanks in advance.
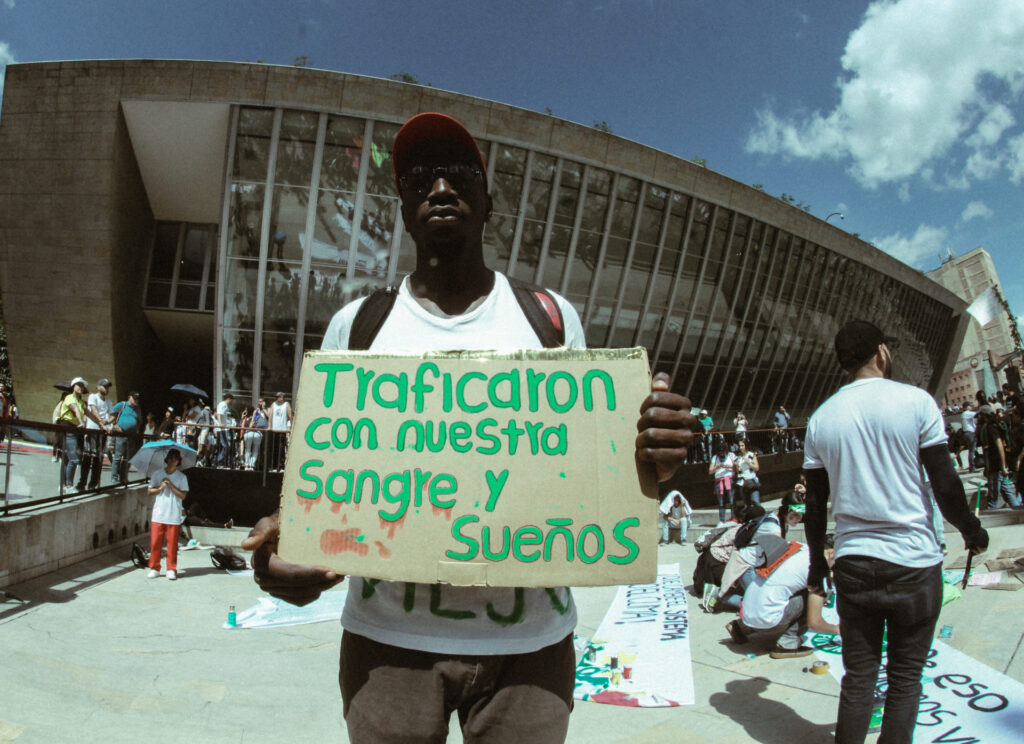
[658,490,692,545]
[725,536,839,659]
[147,448,189,580]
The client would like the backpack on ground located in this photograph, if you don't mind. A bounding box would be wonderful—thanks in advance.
[210,546,248,571]
[130,542,149,569]
[348,276,566,350]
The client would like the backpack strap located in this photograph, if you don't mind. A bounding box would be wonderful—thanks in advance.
[506,276,565,349]
[348,285,399,350]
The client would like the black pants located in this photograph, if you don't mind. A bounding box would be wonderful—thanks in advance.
[833,556,941,744]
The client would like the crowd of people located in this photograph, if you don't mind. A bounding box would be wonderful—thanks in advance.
[947,384,1024,509]
[38,378,297,493]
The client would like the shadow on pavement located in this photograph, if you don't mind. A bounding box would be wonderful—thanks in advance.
[0,549,137,622]
[709,677,835,744]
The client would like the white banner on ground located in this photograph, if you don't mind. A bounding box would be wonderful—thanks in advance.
[574,564,694,707]
[805,631,1024,743]
[224,589,348,629]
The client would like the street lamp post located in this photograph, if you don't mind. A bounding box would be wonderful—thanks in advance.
[826,212,845,223]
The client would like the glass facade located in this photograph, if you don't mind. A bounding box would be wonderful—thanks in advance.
[207,104,959,422]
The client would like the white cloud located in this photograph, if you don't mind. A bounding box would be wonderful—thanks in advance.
[873,224,949,268]
[746,0,1024,188]
[897,183,911,203]
[1007,132,1024,182]
[961,200,993,222]
[2,1,14,10]
[0,41,15,115]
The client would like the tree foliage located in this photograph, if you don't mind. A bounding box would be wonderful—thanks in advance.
[390,72,432,87]
[592,120,613,133]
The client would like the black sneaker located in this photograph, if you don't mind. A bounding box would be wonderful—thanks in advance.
[769,645,814,659]
[726,620,747,644]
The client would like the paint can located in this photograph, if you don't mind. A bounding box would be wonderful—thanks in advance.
[811,661,829,675]
[622,664,633,680]
[609,655,619,669]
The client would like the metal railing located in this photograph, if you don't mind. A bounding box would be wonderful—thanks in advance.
[1,418,151,515]
[168,421,290,484]
[686,426,806,464]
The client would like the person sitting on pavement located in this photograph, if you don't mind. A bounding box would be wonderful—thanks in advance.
[658,490,692,545]
[725,536,840,659]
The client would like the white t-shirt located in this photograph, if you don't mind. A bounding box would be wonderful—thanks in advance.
[961,409,977,434]
[736,452,758,483]
[803,377,947,567]
[216,400,236,432]
[150,468,189,525]
[741,544,809,630]
[712,452,737,480]
[86,393,113,430]
[322,272,585,655]
[269,401,291,431]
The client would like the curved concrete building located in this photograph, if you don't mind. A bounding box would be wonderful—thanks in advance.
[0,60,968,423]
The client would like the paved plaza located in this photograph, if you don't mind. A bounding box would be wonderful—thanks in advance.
[1,490,1022,744]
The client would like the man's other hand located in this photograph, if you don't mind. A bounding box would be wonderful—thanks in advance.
[636,372,695,482]
[241,512,345,606]
[965,525,989,556]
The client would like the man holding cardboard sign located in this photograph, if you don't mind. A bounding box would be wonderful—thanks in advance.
[243,112,694,743]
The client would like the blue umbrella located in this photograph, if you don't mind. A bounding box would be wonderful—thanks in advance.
[129,441,199,475]
[171,383,209,399]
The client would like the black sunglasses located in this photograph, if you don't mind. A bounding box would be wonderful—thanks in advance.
[398,164,484,196]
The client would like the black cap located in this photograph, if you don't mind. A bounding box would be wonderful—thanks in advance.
[835,320,897,370]
[97,378,111,387]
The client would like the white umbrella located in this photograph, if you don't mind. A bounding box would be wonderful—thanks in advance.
[129,441,199,475]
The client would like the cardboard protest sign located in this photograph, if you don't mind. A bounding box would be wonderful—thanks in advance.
[277,348,658,587]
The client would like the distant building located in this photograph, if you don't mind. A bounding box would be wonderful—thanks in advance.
[0,60,969,423]
[926,246,1021,407]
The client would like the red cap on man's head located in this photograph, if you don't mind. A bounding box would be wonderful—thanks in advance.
[392,113,487,185]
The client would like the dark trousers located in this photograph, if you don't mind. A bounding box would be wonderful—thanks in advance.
[833,556,942,744]
[339,631,575,744]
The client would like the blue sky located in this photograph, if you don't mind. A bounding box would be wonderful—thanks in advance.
[2,0,1022,331]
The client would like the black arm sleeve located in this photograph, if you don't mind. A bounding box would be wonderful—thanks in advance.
[920,443,988,552]
[804,467,831,589]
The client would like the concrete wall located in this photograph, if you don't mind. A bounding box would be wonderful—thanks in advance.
[0,487,151,589]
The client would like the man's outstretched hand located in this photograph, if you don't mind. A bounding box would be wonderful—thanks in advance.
[241,512,345,606]
[636,372,695,483]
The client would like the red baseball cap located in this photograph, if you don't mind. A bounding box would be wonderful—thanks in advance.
[392,112,487,186]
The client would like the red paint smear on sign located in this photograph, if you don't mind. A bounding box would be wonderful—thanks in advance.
[379,515,406,540]
[320,528,369,556]
[298,493,322,514]
[431,505,453,522]
[375,541,391,559]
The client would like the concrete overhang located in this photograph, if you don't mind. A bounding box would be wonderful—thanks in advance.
[121,100,231,224]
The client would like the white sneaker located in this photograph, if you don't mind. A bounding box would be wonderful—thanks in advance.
[166,570,176,580]
[147,569,159,579]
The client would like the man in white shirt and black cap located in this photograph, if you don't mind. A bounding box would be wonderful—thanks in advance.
[803,319,988,744]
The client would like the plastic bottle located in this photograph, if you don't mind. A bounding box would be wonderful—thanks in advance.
[228,604,237,628]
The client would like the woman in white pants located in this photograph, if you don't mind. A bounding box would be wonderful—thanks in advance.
[243,398,269,470]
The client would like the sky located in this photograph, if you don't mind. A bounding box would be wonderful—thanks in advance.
[1,0,1022,332]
